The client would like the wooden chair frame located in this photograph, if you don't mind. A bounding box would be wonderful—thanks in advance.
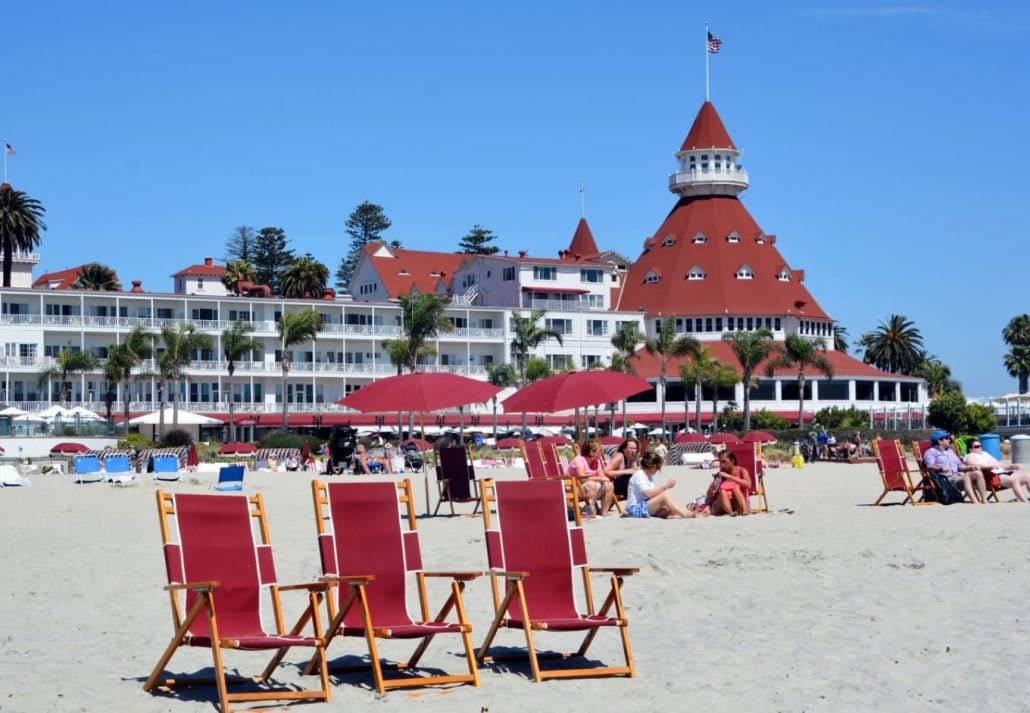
[145,490,331,713]
[433,445,481,516]
[869,439,929,506]
[913,439,996,504]
[307,479,480,694]
[724,442,768,514]
[477,478,637,682]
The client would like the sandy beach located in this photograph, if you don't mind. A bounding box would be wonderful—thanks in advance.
[1,459,1027,712]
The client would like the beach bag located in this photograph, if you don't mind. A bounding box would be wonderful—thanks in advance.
[927,472,964,505]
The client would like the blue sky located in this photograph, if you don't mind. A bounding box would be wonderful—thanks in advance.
[5,1,1028,397]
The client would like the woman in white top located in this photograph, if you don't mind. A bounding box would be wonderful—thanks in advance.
[964,439,1030,503]
[625,452,702,519]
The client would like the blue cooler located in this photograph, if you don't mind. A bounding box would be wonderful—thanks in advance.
[978,433,1001,460]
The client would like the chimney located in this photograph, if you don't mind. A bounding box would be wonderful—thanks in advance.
[518,250,527,259]
[131,280,143,293]
[204,257,213,266]
[503,249,509,257]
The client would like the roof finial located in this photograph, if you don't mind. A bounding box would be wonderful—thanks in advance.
[579,183,586,218]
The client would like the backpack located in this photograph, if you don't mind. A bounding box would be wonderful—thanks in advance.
[926,472,964,505]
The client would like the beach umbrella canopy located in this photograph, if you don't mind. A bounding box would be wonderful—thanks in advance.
[675,432,708,443]
[493,437,523,449]
[128,408,223,425]
[501,371,652,414]
[66,406,103,421]
[218,442,256,456]
[742,431,777,444]
[50,442,89,455]
[187,442,200,468]
[0,406,26,417]
[39,405,74,421]
[709,433,742,445]
[537,435,573,447]
[600,435,624,446]
[336,372,501,413]
[13,413,46,423]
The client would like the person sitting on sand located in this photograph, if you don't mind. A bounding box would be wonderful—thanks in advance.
[604,437,640,500]
[567,439,614,517]
[924,431,986,504]
[352,443,393,475]
[625,451,703,519]
[710,451,751,516]
[963,438,1030,504]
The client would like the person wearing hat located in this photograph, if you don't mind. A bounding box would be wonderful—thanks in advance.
[923,431,987,504]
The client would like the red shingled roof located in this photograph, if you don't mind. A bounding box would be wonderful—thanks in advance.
[566,217,600,258]
[364,243,466,298]
[617,195,829,319]
[679,101,737,152]
[172,258,226,278]
[33,266,89,290]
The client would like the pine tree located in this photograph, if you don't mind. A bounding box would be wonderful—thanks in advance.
[335,202,393,290]
[224,225,256,262]
[457,224,500,255]
[251,227,295,295]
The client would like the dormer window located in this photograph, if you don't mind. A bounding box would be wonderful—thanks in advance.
[642,237,655,253]
[686,266,706,281]
[755,233,766,244]
[692,232,707,244]
[726,231,741,243]
[398,269,410,275]
[735,264,754,280]
[644,269,661,285]
[662,234,676,247]
[777,269,790,282]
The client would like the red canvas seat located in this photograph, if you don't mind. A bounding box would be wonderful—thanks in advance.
[871,439,930,506]
[307,479,480,693]
[725,442,768,513]
[433,445,480,516]
[144,490,330,712]
[478,478,637,682]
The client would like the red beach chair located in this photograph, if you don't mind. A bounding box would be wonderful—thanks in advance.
[433,445,480,516]
[871,439,929,506]
[725,441,768,513]
[308,479,480,694]
[477,478,637,682]
[520,440,549,480]
[144,490,331,712]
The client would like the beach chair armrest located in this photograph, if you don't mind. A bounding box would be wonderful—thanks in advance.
[589,567,639,576]
[278,581,331,593]
[164,580,220,593]
[320,574,376,586]
[423,570,483,581]
[490,569,530,581]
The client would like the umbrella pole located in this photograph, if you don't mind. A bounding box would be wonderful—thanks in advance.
[421,413,430,517]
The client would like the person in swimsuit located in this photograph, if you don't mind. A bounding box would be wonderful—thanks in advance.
[624,451,703,519]
[604,437,640,500]
[711,451,751,516]
[567,439,614,517]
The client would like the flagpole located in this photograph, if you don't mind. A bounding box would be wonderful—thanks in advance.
[705,22,710,101]
[2,138,7,183]
[579,183,585,218]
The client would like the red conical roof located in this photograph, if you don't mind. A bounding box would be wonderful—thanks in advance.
[679,101,737,152]
[566,217,600,258]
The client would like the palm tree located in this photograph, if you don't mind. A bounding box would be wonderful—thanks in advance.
[723,328,775,432]
[386,293,453,372]
[37,346,99,406]
[277,309,322,428]
[221,258,258,292]
[510,310,564,387]
[108,325,153,433]
[383,339,409,376]
[858,315,924,374]
[0,183,47,288]
[913,359,957,398]
[765,334,834,427]
[279,254,330,298]
[222,321,260,441]
[72,262,120,291]
[707,362,741,432]
[160,323,213,430]
[101,355,123,426]
[1003,315,1030,393]
[832,324,849,354]
[678,345,718,432]
[610,322,642,429]
[644,316,700,438]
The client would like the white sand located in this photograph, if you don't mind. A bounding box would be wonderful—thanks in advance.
[1,461,1027,712]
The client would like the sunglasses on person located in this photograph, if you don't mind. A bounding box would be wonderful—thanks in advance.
[970,443,982,449]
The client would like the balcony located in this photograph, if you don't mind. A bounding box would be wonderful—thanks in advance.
[668,166,749,196]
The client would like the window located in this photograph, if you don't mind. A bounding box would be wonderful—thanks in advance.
[191,308,216,321]
[547,354,573,370]
[581,354,602,368]
[726,231,741,243]
[644,270,660,284]
[197,278,205,289]
[686,266,706,280]
[715,317,723,331]
[692,232,707,244]
[580,268,604,283]
[700,154,709,171]
[544,318,572,335]
[661,235,676,247]
[462,274,475,288]
[587,294,605,309]
[533,266,556,280]
[777,270,790,281]
[735,265,754,280]
[755,234,766,244]
[156,308,174,319]
[774,318,782,331]
[586,320,608,336]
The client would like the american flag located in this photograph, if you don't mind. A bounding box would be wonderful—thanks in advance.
[707,31,722,54]
[3,142,13,156]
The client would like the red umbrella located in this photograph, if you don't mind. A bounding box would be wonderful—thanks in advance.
[709,433,741,445]
[675,432,708,443]
[537,435,573,447]
[218,442,257,457]
[493,437,523,450]
[337,372,501,413]
[600,436,623,446]
[501,371,652,414]
[742,431,777,444]
[187,442,200,468]
[50,442,89,455]
[402,438,434,451]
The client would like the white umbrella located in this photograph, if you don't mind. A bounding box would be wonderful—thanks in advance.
[66,406,103,421]
[0,406,26,417]
[13,414,46,423]
[39,405,74,421]
[128,408,223,426]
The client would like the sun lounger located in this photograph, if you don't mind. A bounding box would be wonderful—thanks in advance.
[152,455,181,482]
[73,455,103,484]
[211,464,246,492]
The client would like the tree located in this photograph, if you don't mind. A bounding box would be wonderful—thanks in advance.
[833,324,849,354]
[857,315,924,374]
[525,357,552,382]
[0,183,47,288]
[679,345,718,432]
[706,361,741,433]
[383,339,410,376]
[108,325,153,432]
[723,328,775,432]
[335,201,392,290]
[222,321,260,442]
[911,351,959,398]
[37,346,99,407]
[486,363,518,387]
[765,334,834,427]
[251,227,295,294]
[382,293,453,373]
[277,309,322,428]
[928,392,997,435]
[72,262,120,291]
[1002,314,1030,393]
[279,254,330,299]
[610,321,643,429]
[457,224,500,255]
[510,310,564,387]
[101,354,122,426]
[220,258,257,292]
[644,316,699,438]
[224,225,256,262]
[160,323,213,430]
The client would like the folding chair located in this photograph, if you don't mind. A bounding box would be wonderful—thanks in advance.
[0,463,30,487]
[912,439,985,504]
[434,446,480,516]
[104,455,136,485]
[307,479,480,694]
[144,490,330,713]
[725,442,768,514]
[539,442,566,478]
[212,464,246,492]
[478,478,637,682]
[73,455,103,483]
[152,455,181,482]
[520,440,549,480]
[870,439,929,506]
